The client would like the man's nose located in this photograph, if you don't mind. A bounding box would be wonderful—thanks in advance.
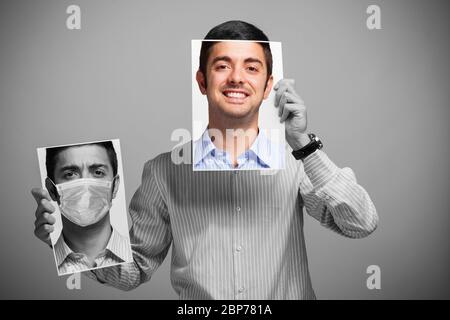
[80,168,92,179]
[228,67,245,85]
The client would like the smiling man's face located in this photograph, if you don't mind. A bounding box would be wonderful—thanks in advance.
[197,41,273,121]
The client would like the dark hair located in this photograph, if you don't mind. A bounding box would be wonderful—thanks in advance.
[199,20,272,82]
[45,141,118,182]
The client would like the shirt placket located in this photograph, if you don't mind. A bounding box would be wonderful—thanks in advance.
[231,170,246,299]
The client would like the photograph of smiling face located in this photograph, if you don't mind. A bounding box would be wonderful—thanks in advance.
[37,140,132,275]
[197,41,273,126]
[192,40,285,171]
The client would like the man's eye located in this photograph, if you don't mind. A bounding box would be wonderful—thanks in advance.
[215,64,229,70]
[63,171,78,179]
[247,66,259,72]
[94,170,105,177]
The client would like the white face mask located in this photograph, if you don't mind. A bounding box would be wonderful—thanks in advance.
[54,178,115,227]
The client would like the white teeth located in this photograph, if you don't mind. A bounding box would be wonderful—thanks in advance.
[225,92,246,98]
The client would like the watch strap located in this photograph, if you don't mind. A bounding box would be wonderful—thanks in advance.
[291,133,323,160]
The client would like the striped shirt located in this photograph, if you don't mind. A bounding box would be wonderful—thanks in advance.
[193,128,285,170]
[55,227,132,276]
[88,144,378,299]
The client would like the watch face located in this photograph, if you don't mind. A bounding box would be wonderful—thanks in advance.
[311,135,323,149]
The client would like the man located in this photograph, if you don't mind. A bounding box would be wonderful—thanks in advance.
[32,21,378,299]
[193,37,284,169]
[42,141,132,274]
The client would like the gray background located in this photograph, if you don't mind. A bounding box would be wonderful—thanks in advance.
[0,0,449,299]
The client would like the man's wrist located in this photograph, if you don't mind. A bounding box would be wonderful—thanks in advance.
[291,133,311,151]
[291,133,324,161]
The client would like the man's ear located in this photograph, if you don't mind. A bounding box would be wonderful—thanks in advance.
[111,175,120,200]
[196,70,207,95]
[263,75,274,100]
[45,177,59,203]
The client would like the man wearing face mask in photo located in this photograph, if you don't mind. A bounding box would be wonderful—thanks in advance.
[43,141,132,275]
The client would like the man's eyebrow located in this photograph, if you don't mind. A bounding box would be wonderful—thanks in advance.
[88,163,110,171]
[58,165,80,172]
[244,57,263,66]
[211,56,232,65]
[211,56,264,66]
[58,163,110,172]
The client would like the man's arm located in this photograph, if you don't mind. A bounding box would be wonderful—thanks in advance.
[87,158,173,290]
[274,78,378,238]
[299,150,378,238]
[32,158,173,291]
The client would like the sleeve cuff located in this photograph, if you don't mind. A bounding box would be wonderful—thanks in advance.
[302,150,339,189]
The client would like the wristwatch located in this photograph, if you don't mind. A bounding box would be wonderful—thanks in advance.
[291,133,323,160]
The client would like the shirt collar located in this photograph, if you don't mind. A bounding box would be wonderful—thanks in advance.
[193,128,280,168]
[54,227,129,268]
[247,129,276,168]
[54,233,72,268]
[105,228,130,262]
[193,129,217,167]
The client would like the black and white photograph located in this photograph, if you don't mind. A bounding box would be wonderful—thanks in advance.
[37,139,132,275]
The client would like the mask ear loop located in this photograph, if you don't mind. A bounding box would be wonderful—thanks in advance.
[110,175,120,200]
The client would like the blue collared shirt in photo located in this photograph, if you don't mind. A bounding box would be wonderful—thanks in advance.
[193,128,285,170]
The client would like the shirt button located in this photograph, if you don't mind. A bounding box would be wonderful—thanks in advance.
[236,206,241,212]
[236,245,242,252]
[238,287,245,293]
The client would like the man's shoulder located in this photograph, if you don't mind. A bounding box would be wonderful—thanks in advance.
[143,141,193,174]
